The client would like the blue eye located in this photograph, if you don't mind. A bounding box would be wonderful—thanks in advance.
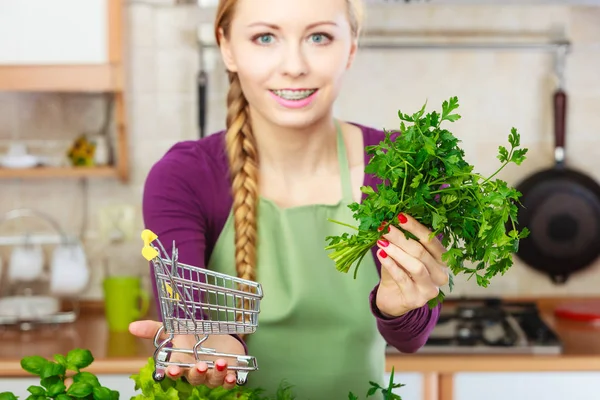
[309,33,331,45]
[255,34,274,45]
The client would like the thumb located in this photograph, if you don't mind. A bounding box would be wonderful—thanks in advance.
[129,320,164,340]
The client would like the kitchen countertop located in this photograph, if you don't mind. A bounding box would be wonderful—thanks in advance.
[1,298,599,377]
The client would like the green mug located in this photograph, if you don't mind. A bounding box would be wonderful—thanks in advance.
[102,276,150,332]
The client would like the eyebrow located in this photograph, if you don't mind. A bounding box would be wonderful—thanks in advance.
[247,21,338,30]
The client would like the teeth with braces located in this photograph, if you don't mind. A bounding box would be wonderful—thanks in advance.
[272,89,316,101]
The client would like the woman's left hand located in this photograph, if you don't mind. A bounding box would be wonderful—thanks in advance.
[375,213,450,318]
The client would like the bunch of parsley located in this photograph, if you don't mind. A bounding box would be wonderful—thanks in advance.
[325,96,529,307]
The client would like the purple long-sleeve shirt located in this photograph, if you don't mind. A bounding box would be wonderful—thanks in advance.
[142,122,440,353]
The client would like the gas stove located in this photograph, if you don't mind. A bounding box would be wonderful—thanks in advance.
[386,298,563,355]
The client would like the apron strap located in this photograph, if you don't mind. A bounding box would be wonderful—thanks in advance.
[335,120,354,203]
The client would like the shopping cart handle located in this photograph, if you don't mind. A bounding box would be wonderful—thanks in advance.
[141,229,159,261]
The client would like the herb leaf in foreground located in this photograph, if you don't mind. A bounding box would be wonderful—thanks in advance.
[325,97,529,306]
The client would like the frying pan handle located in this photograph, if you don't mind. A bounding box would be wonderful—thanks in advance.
[554,89,567,162]
[198,70,208,139]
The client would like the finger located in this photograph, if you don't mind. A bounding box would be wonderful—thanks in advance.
[377,248,414,289]
[388,213,447,262]
[377,241,430,283]
[381,227,442,271]
[379,248,440,309]
[166,365,184,380]
[184,361,209,386]
[379,231,449,286]
[205,359,229,388]
[223,373,238,389]
[129,320,165,340]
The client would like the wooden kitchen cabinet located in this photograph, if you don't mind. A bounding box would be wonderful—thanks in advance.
[0,0,108,66]
[0,0,129,183]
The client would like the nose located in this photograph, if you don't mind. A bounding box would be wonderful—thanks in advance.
[279,42,308,78]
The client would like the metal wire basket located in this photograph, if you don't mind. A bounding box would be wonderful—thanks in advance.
[141,229,263,385]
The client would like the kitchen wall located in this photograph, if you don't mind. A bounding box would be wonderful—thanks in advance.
[0,2,599,300]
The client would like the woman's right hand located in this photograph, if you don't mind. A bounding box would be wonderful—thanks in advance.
[129,320,244,388]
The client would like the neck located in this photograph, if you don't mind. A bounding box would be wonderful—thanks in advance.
[251,112,341,178]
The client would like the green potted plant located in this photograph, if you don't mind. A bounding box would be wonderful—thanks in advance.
[0,349,405,400]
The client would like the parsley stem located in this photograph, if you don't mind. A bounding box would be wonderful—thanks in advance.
[400,161,408,203]
[327,219,359,231]
[482,147,514,185]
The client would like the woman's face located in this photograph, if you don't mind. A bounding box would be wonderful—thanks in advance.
[219,0,358,129]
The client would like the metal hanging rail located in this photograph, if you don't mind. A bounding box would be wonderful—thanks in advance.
[355,40,571,51]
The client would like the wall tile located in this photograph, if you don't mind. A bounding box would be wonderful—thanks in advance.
[127,3,156,49]
[156,93,197,141]
[127,47,158,95]
[156,48,199,93]
[129,95,159,141]
[0,93,17,139]
[15,94,66,140]
[155,7,202,49]
[569,6,600,44]
[565,47,600,96]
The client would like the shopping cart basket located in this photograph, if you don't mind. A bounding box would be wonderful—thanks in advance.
[141,229,263,385]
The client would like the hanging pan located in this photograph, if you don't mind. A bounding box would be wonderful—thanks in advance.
[513,48,600,284]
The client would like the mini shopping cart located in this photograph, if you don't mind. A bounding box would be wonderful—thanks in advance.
[140,229,263,385]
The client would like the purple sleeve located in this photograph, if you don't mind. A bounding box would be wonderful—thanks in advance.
[360,124,441,353]
[369,277,441,353]
[142,141,247,353]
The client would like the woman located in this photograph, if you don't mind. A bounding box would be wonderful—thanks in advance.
[130,0,449,397]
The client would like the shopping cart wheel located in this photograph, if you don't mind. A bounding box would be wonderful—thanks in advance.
[236,371,249,386]
[153,347,170,382]
[153,369,166,382]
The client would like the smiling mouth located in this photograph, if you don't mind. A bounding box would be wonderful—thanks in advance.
[270,89,317,101]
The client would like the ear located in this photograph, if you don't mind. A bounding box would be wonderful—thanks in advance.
[218,27,238,72]
[345,36,359,70]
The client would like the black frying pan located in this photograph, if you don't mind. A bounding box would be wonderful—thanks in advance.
[513,87,600,284]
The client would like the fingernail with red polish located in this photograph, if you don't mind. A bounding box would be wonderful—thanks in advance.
[377,239,389,247]
[377,221,386,232]
[398,213,408,224]
[216,361,226,372]
[379,249,388,258]
[197,365,207,373]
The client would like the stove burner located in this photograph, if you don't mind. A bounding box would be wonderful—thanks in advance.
[405,299,563,355]
[456,320,480,345]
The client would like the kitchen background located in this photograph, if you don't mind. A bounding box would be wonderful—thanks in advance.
[0,0,599,303]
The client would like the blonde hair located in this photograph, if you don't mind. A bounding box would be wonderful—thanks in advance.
[214,0,363,284]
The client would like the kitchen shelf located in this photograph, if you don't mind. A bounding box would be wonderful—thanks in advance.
[0,165,120,180]
[0,0,129,183]
[0,65,122,92]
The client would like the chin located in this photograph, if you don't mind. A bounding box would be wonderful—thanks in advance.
[269,111,326,130]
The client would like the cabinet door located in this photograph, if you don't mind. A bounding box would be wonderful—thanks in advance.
[454,372,600,400]
[0,0,108,65]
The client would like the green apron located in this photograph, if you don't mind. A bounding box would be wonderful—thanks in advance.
[207,122,386,399]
